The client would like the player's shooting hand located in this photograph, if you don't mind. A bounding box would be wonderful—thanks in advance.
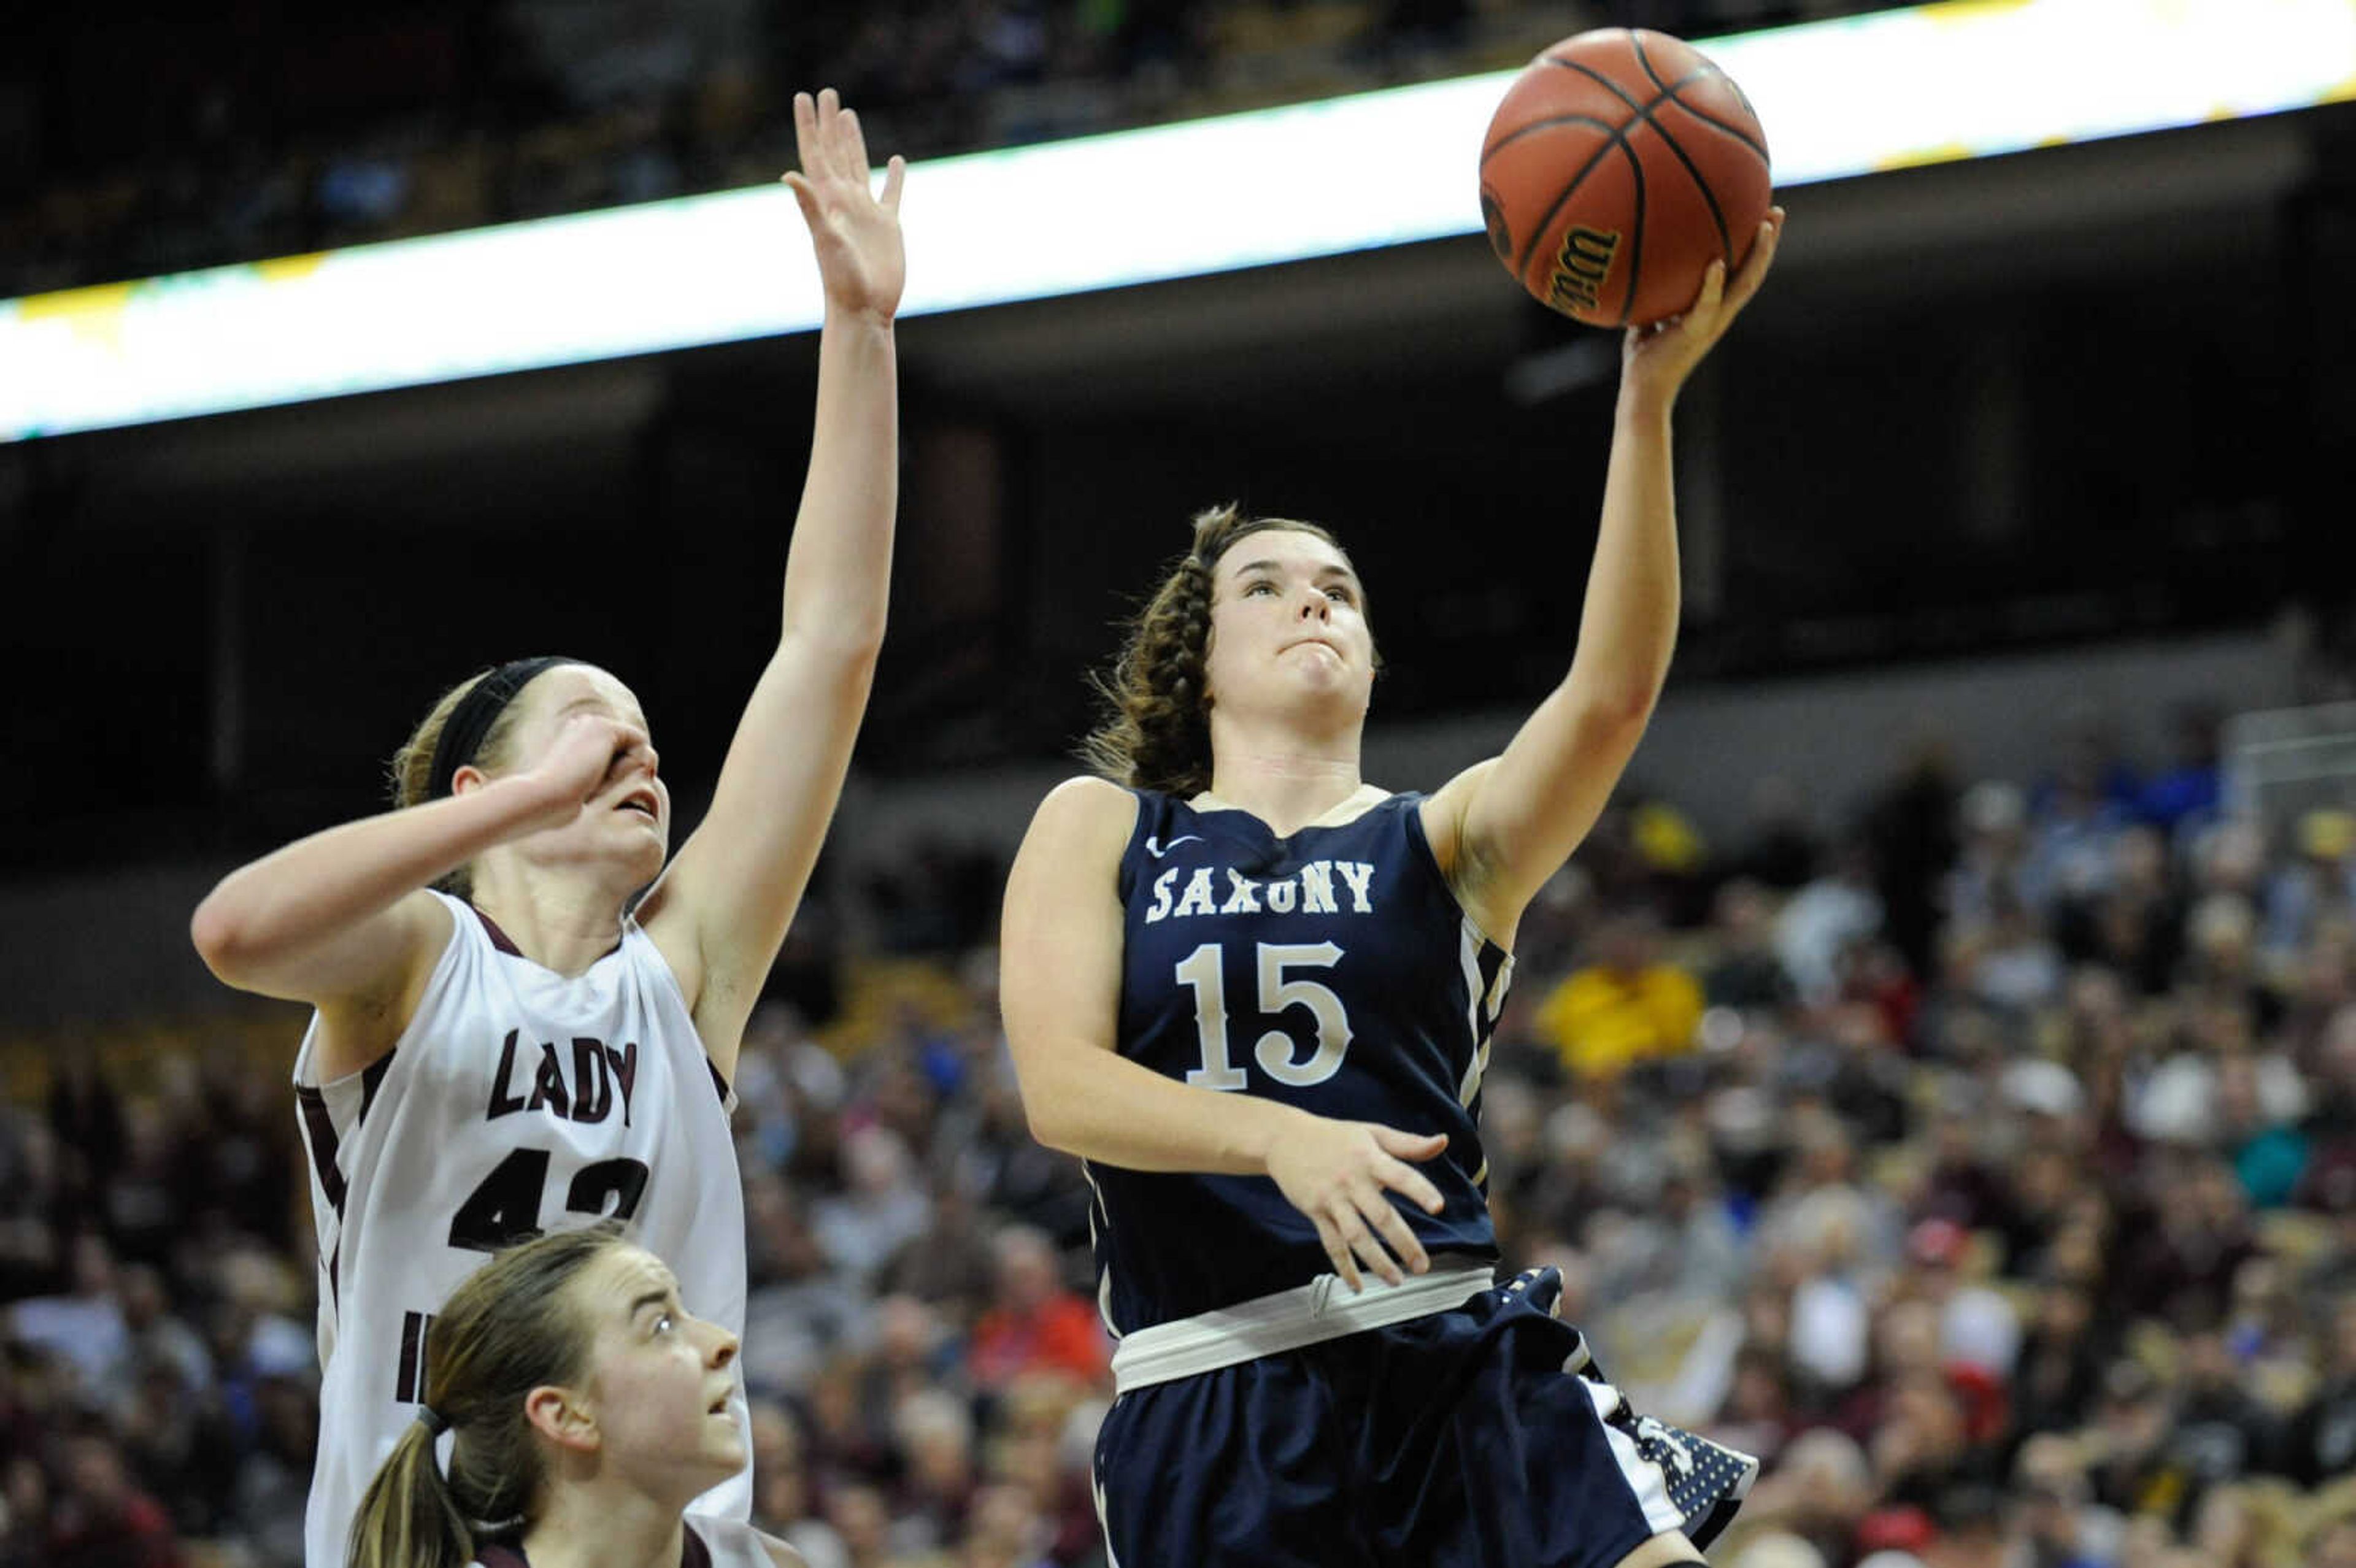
[1266,1117,1449,1292]
[782,88,907,325]
[1621,206,1783,402]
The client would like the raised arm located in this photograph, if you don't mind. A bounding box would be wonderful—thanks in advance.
[1428,211,1783,939]
[643,90,907,1074]
[1001,776,1451,1291]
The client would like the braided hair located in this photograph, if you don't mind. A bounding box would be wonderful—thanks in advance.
[1080,503,1368,797]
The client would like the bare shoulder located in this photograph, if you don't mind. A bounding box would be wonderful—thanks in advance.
[1006,775,1137,918]
[1026,774,1139,850]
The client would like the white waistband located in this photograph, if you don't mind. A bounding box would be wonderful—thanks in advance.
[1109,1261,1496,1395]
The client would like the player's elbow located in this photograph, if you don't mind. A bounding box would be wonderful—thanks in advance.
[190,881,301,991]
[189,893,260,986]
[1573,679,1661,743]
[1020,1088,1079,1156]
[1023,1109,1066,1155]
[830,621,888,671]
[783,613,887,673]
[1007,1050,1082,1155]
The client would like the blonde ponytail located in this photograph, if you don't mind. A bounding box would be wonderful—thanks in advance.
[346,1416,475,1568]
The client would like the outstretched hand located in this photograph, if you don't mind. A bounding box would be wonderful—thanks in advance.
[782,88,906,324]
[1621,206,1784,403]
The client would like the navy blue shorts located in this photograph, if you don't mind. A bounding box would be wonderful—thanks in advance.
[1092,1268,1755,1568]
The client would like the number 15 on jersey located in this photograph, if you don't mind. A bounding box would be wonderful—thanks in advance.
[1174,940,1354,1091]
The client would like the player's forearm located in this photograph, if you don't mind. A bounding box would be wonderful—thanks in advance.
[777,310,896,654]
[1563,389,1681,724]
[1020,1039,1309,1176]
[192,779,564,972]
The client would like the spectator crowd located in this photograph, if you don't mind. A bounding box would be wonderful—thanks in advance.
[2,690,2355,1568]
[5,0,1911,302]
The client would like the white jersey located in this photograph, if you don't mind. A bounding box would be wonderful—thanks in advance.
[474,1511,783,1568]
[296,890,751,1568]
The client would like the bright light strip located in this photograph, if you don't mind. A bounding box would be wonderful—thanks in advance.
[4,0,2351,442]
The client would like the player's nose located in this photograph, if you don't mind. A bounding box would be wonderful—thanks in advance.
[702,1318,739,1368]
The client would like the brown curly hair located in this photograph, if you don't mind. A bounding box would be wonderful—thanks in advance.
[1080,502,1372,797]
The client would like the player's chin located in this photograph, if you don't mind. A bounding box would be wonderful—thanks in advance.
[1290,671,1372,713]
[613,824,669,872]
[699,1429,749,1474]
[1281,653,1359,689]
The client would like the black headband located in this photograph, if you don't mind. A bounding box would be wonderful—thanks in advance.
[425,656,580,801]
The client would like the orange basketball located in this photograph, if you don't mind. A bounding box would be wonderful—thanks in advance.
[1479,29,1772,328]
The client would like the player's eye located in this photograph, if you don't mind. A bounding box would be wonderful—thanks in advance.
[1244,580,1277,596]
[1325,585,1354,604]
[653,1311,675,1335]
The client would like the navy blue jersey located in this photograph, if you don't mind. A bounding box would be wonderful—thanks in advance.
[1088,790,1512,1332]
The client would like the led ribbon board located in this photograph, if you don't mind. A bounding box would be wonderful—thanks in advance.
[4,0,2352,442]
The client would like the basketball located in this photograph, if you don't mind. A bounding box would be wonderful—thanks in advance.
[1479,29,1773,327]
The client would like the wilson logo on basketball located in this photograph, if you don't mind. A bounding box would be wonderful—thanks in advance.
[1547,226,1620,314]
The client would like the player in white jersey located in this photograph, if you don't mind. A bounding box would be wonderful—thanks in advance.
[190,88,904,1568]
[345,1224,804,1568]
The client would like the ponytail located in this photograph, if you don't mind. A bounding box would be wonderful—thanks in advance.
[347,1416,475,1568]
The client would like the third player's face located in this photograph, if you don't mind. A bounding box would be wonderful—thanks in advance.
[1203,530,1374,721]
[569,1245,745,1499]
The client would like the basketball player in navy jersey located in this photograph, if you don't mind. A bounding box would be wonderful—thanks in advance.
[190,90,903,1568]
[1001,215,1784,1567]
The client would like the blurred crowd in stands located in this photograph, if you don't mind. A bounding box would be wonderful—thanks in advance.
[4,0,1906,301]
[4,686,2356,1568]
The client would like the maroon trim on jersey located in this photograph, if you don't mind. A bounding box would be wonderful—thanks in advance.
[470,905,624,966]
[295,1085,347,1215]
[472,906,526,956]
[360,1049,395,1122]
[473,1521,709,1567]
